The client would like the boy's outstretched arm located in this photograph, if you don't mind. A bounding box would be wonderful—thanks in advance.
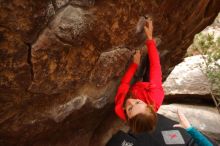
[144,18,164,111]
[146,40,162,86]
[144,18,162,86]
[114,51,140,121]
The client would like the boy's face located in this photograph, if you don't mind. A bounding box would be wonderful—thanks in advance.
[125,98,148,119]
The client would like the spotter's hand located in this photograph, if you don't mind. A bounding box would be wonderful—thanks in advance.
[173,110,191,129]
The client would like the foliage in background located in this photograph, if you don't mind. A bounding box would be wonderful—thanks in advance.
[187,33,220,112]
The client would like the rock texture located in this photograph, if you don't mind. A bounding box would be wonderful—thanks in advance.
[163,55,210,96]
[163,55,220,103]
[0,0,220,145]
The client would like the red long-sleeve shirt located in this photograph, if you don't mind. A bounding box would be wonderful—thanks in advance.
[114,39,164,121]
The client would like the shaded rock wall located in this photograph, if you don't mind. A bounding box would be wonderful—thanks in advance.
[0,0,220,145]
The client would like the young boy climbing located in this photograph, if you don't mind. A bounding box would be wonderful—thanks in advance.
[114,17,164,134]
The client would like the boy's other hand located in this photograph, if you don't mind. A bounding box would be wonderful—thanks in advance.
[133,50,141,65]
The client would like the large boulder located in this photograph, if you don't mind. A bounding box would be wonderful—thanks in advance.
[163,55,220,102]
[163,55,210,95]
[0,0,220,145]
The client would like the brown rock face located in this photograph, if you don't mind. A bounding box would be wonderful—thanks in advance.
[0,0,219,145]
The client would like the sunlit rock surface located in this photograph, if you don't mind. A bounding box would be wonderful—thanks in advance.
[163,55,210,96]
[163,55,220,102]
[0,0,220,145]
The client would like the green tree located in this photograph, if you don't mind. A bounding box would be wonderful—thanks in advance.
[187,32,220,113]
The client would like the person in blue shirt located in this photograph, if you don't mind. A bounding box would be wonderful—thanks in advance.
[173,110,213,146]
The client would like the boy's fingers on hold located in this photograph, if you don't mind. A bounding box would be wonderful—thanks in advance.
[148,16,153,21]
[146,17,152,22]
[147,18,152,22]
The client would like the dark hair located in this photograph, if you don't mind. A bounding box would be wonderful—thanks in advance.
[127,105,157,134]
